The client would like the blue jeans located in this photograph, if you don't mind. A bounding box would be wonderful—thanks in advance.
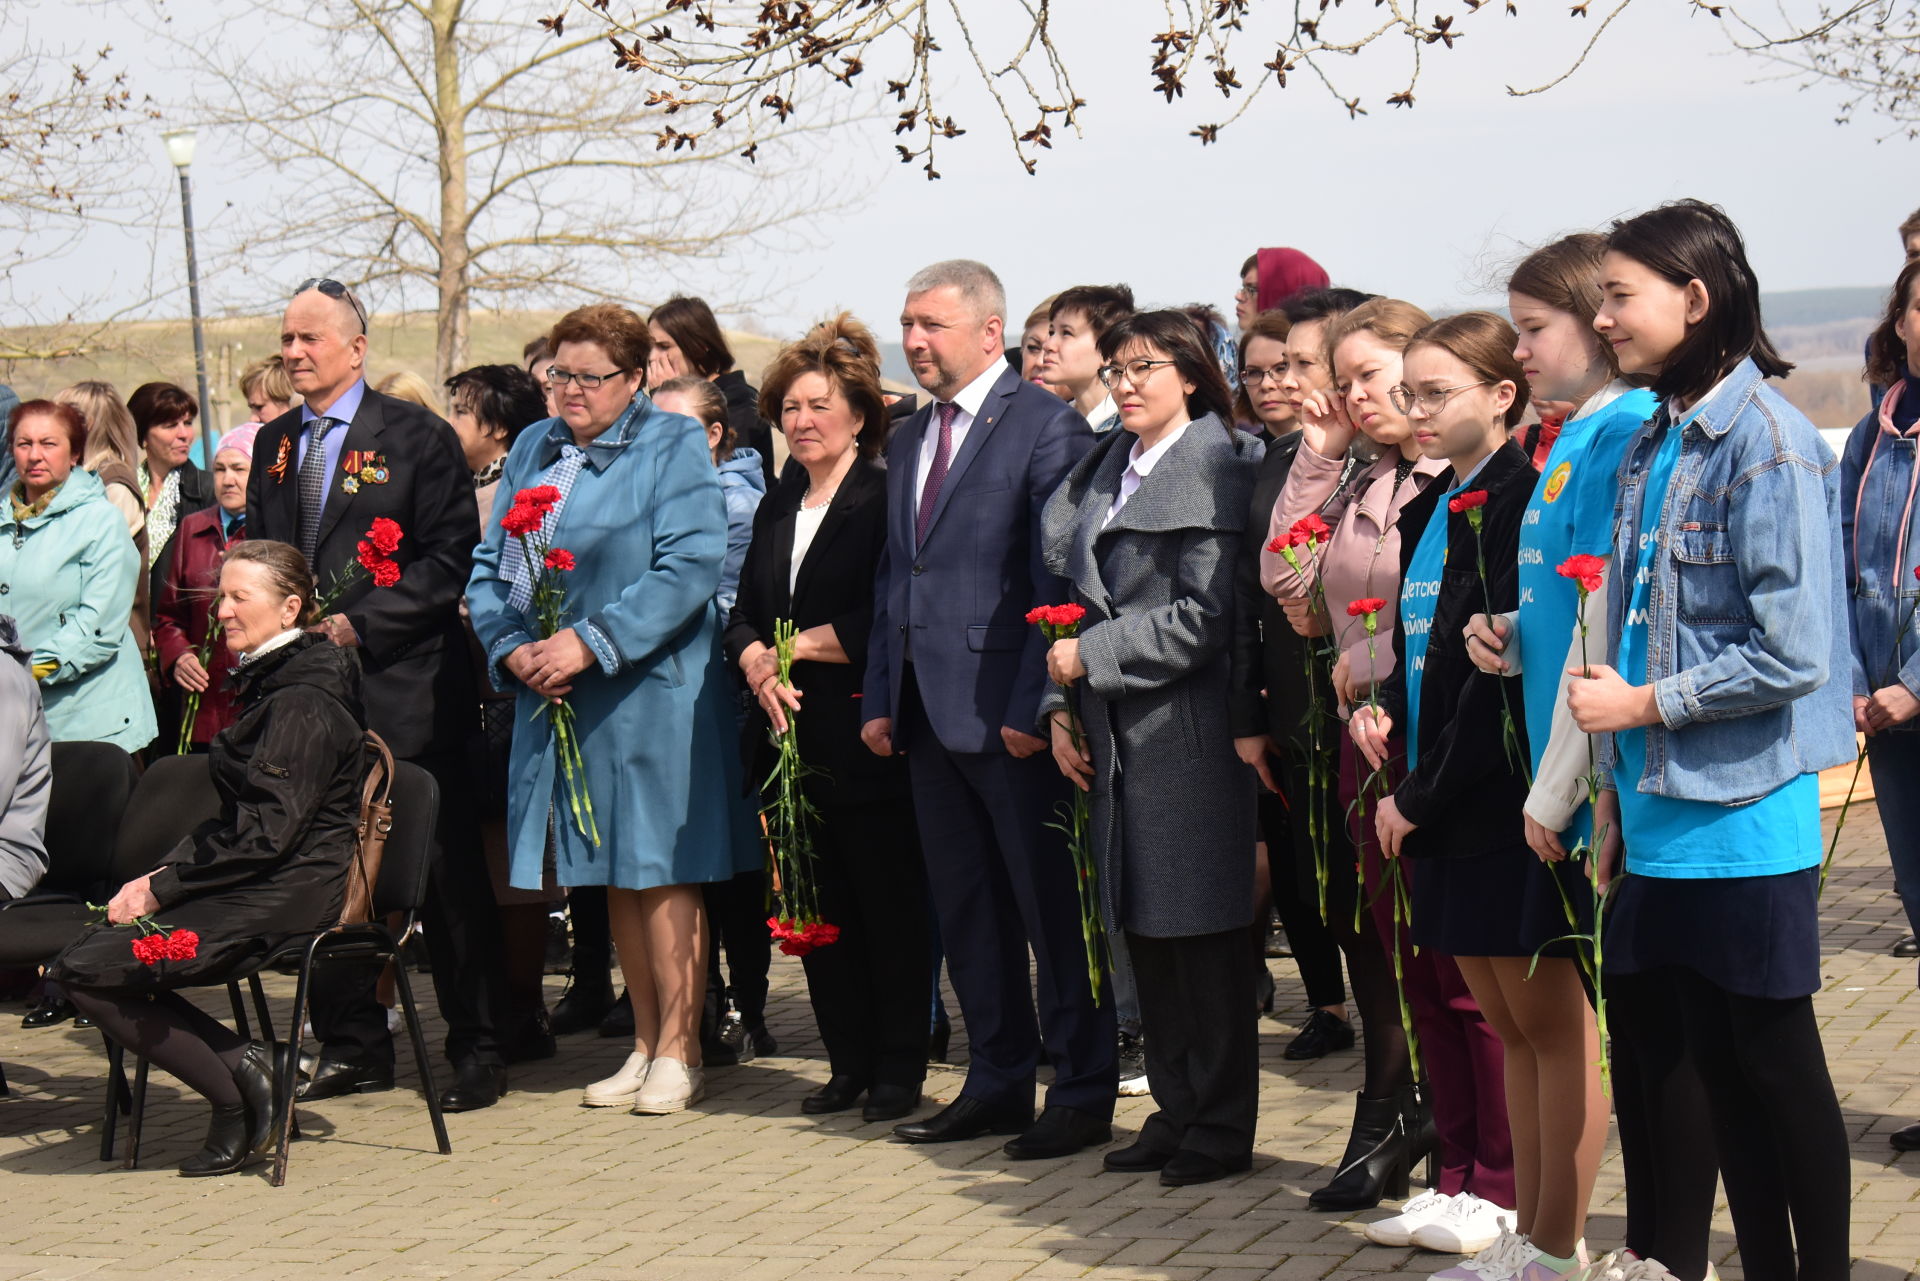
[1110,930,1142,1037]
[1867,730,1920,938]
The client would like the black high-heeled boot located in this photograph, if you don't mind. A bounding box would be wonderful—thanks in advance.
[1307,1091,1411,1210]
[1402,1081,1437,1170]
[178,1104,253,1178]
[231,1041,280,1156]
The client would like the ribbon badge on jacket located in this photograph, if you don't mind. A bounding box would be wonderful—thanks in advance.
[341,451,391,495]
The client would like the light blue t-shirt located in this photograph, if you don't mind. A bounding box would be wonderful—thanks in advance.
[1516,388,1657,846]
[1401,461,1492,769]
[1614,412,1821,879]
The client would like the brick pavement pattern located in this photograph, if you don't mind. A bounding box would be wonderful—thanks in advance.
[0,806,1915,1281]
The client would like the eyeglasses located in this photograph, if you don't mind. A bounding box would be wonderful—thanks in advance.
[546,365,631,390]
[1234,281,1258,299]
[1388,381,1491,415]
[1097,358,1177,390]
[296,277,368,335]
[1239,364,1288,387]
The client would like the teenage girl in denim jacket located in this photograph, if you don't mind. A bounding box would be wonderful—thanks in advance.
[1839,255,1920,1155]
[1566,200,1852,1281]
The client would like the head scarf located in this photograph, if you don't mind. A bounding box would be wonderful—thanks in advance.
[1255,248,1331,313]
[215,422,262,462]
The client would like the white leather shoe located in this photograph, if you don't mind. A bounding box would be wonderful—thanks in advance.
[1366,1189,1455,1247]
[631,1057,704,1115]
[582,1051,650,1108]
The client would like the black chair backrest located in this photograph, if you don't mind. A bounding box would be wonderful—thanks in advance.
[41,742,140,898]
[109,755,223,888]
[371,761,438,919]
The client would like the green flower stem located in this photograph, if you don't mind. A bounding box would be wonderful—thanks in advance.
[762,619,826,929]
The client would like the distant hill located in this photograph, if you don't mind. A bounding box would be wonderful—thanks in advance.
[1761,286,1886,329]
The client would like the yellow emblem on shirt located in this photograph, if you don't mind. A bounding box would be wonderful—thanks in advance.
[1542,460,1572,503]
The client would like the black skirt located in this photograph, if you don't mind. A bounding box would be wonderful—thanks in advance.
[1602,867,1820,1000]
[1411,843,1591,959]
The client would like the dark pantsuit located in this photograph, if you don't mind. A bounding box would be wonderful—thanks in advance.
[904,671,1117,1116]
[1258,786,1346,1009]
[312,750,510,1068]
[1129,927,1259,1161]
[800,797,931,1089]
[702,868,772,1036]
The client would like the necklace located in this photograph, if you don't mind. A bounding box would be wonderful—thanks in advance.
[801,484,838,510]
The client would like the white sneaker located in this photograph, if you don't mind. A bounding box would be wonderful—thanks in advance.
[582,1051,650,1107]
[1582,1250,1718,1281]
[1365,1190,1455,1247]
[1412,1194,1513,1254]
[1428,1228,1534,1281]
[631,1056,704,1114]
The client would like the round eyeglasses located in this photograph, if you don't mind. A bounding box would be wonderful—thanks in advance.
[1097,358,1177,390]
[1388,381,1490,415]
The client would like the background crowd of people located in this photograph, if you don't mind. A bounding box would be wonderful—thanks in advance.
[0,196,1915,1281]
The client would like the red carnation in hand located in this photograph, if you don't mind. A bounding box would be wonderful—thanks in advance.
[500,502,542,536]
[1266,536,1286,554]
[1049,603,1086,628]
[366,517,403,556]
[521,485,562,514]
[544,548,576,572]
[131,934,166,966]
[369,559,402,589]
[1448,490,1489,514]
[163,929,200,961]
[1556,554,1607,595]
[355,540,387,575]
[1290,514,1332,544]
[1348,597,1388,617]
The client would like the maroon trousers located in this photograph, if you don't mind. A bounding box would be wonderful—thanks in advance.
[1339,733,1515,1210]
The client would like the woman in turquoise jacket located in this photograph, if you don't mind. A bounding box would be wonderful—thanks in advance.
[466,305,756,1119]
[1,400,155,753]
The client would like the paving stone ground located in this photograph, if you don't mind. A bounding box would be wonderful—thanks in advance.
[0,805,1915,1281]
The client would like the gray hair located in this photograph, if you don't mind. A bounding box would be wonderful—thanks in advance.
[904,259,1006,326]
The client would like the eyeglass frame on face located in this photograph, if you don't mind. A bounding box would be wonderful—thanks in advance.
[295,277,368,335]
[1239,363,1289,387]
[1388,380,1491,416]
[1097,358,1178,390]
[1234,278,1258,300]
[546,365,633,391]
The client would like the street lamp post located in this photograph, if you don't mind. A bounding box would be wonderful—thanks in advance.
[162,129,216,466]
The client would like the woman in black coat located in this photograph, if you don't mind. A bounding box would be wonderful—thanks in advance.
[51,539,367,1177]
[723,316,928,1124]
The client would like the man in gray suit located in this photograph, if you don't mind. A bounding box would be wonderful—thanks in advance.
[862,260,1113,1157]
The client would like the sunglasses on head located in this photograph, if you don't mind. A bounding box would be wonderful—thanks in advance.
[297,277,368,334]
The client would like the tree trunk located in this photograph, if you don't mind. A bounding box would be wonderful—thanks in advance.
[431,0,469,387]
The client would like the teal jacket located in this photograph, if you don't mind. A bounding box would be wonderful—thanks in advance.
[0,468,156,752]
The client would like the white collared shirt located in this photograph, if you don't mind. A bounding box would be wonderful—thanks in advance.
[237,628,303,666]
[914,360,1006,509]
[1104,420,1191,527]
[1084,394,1121,434]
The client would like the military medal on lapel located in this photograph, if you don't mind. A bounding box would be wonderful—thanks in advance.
[341,450,391,495]
[268,435,292,483]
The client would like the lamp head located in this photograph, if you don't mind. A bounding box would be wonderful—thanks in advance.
[161,129,197,170]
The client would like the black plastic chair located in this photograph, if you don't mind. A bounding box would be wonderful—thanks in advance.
[135,759,451,1185]
[0,742,140,1114]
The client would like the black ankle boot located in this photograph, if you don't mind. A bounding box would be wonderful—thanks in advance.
[178,1104,253,1177]
[231,1041,279,1156]
[1306,1091,1410,1210]
[1402,1081,1436,1167]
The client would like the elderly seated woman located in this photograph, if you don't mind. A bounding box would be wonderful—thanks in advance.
[48,539,367,1177]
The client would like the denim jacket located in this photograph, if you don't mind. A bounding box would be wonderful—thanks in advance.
[1601,357,1854,803]
[1840,378,1920,713]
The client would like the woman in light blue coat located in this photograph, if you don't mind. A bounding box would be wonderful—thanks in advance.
[467,306,756,1117]
[1,400,155,753]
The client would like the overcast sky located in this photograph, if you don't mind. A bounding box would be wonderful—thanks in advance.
[11,0,1912,340]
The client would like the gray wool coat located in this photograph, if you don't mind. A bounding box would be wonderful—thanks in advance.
[1040,414,1262,939]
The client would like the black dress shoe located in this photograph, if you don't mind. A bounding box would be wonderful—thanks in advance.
[748,1021,778,1057]
[894,1095,1033,1144]
[439,1061,508,1112]
[862,1084,921,1123]
[502,1008,557,1064]
[1891,1121,1920,1151]
[179,1103,254,1177]
[1285,1009,1357,1061]
[802,1075,869,1115]
[927,1018,951,1064]
[599,991,634,1039]
[1160,1149,1251,1187]
[549,976,616,1036]
[296,1058,395,1101]
[1895,934,1920,958]
[231,1041,279,1155]
[1102,1139,1173,1173]
[1002,1104,1113,1160]
[21,996,75,1029]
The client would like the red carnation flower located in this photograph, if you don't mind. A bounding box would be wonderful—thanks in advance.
[521,485,562,513]
[1266,536,1286,554]
[544,548,576,572]
[163,929,200,961]
[1448,490,1489,514]
[366,517,403,556]
[1025,606,1049,625]
[1050,603,1086,628]
[1556,554,1607,596]
[370,560,402,589]
[1348,597,1387,617]
[1290,514,1332,544]
[1912,563,1920,583]
[500,502,542,536]
[131,934,166,966]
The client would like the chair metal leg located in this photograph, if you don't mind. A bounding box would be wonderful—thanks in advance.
[247,973,274,1043]
[226,982,251,1041]
[123,1056,150,1170]
[269,943,319,1188]
[0,1058,9,1096]
[392,948,452,1156]
[99,1038,125,1162]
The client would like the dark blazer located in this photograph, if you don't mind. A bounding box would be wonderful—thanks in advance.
[862,365,1095,753]
[1374,442,1536,857]
[245,385,479,758]
[725,457,907,806]
[1229,430,1311,741]
[147,460,215,608]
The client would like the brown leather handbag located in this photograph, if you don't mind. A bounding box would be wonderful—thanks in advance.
[339,731,396,926]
